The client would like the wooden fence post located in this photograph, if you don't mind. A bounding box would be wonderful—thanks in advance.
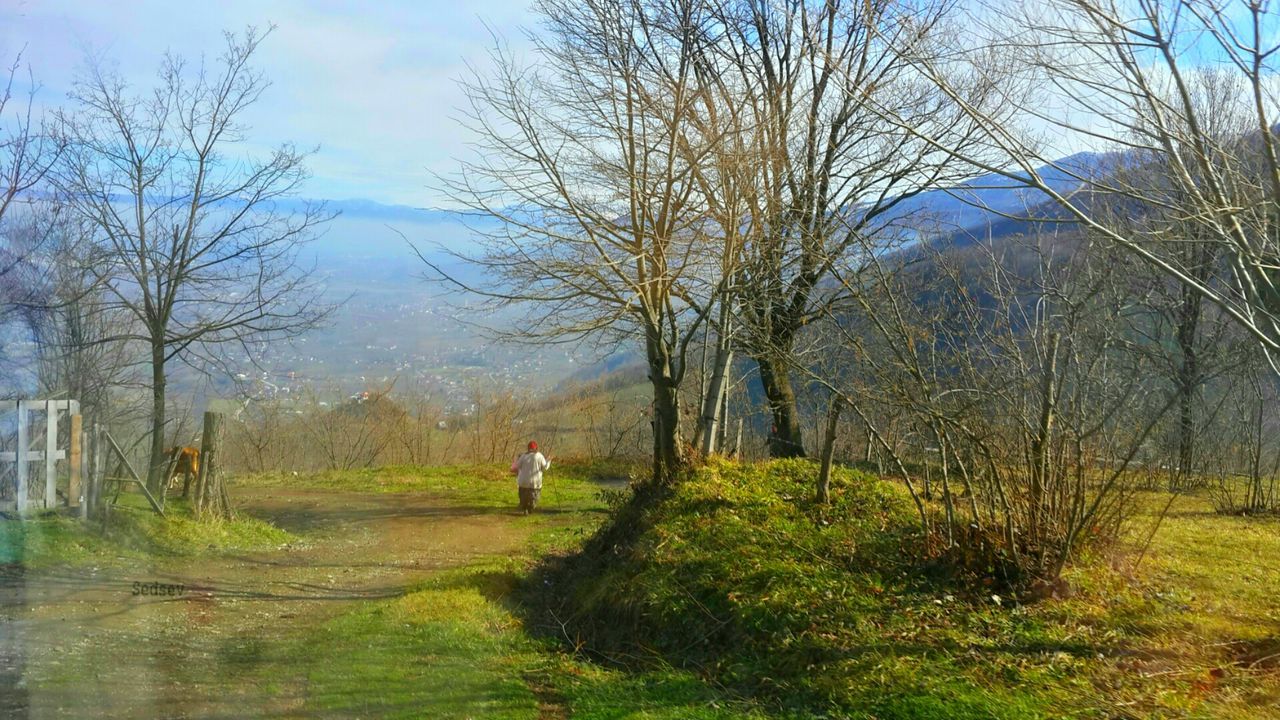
[69,414,83,513]
[81,425,89,518]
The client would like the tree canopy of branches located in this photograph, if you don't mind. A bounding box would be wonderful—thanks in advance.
[436,0,991,475]
[880,0,1280,374]
[433,0,730,483]
[0,52,59,227]
[54,28,331,492]
[0,51,62,384]
[700,0,989,458]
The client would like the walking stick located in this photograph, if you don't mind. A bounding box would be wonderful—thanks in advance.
[548,406,566,509]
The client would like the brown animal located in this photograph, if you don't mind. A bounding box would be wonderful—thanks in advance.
[165,446,200,498]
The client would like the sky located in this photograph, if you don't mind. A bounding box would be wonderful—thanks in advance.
[1,0,536,206]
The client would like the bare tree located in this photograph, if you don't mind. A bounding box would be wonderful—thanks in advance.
[699,0,989,458]
[1094,197,1253,486]
[1206,356,1280,513]
[430,0,728,483]
[391,381,447,465]
[0,51,60,231]
[54,28,332,492]
[226,395,300,473]
[465,381,531,464]
[0,206,57,391]
[558,378,649,459]
[879,0,1280,374]
[27,211,140,421]
[302,387,402,471]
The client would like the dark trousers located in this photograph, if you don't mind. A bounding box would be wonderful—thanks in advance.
[518,486,541,513]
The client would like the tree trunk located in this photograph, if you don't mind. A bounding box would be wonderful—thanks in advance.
[1173,284,1202,481]
[693,327,710,452]
[717,382,730,453]
[1030,332,1060,547]
[645,331,684,485]
[195,411,232,520]
[817,396,842,504]
[147,340,168,495]
[1175,377,1196,479]
[699,341,732,457]
[756,353,805,458]
[650,377,683,484]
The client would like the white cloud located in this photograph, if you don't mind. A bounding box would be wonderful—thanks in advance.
[1,0,535,205]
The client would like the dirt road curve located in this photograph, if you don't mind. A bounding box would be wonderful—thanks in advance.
[0,487,530,718]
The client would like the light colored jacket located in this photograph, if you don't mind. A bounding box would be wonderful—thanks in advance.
[514,451,551,489]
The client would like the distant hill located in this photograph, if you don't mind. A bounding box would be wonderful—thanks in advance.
[276,198,465,224]
[9,155,1117,402]
[883,151,1112,238]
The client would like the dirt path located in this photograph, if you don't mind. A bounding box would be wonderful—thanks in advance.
[0,486,535,718]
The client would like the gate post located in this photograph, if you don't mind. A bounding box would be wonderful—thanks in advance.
[69,414,83,514]
[45,402,58,510]
[87,423,102,519]
[15,401,28,515]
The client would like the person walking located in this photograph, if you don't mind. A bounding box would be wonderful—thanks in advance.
[511,441,551,515]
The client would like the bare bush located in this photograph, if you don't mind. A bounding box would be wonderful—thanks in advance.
[463,382,531,464]
[227,397,304,474]
[812,232,1173,584]
[1206,361,1280,514]
[388,383,448,466]
[300,388,403,471]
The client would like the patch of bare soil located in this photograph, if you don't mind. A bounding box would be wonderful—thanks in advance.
[0,487,530,718]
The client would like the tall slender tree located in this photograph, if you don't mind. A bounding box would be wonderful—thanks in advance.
[55,28,331,492]
[0,51,63,384]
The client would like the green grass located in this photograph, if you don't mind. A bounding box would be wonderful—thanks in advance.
[239,457,633,509]
[1097,492,1280,718]
[10,461,766,718]
[283,562,772,719]
[269,460,769,719]
[13,459,1273,718]
[296,566,542,718]
[0,495,293,567]
[536,458,1280,719]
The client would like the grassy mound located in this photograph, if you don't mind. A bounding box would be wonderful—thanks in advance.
[529,459,1280,719]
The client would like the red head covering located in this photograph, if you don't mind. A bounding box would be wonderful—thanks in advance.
[528,441,538,451]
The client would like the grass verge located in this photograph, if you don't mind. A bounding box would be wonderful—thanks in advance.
[289,561,773,719]
[9,460,767,718]
[0,495,293,568]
